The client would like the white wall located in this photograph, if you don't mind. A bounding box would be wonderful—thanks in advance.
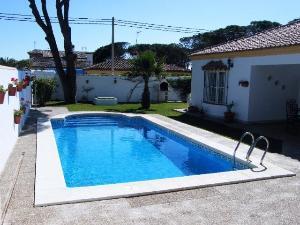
[0,66,31,174]
[248,65,300,122]
[191,53,300,122]
[32,71,182,103]
[76,76,181,103]
[191,59,251,121]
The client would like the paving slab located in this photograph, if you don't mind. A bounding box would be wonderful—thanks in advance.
[0,107,299,225]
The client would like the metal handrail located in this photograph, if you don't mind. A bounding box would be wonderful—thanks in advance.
[246,136,269,166]
[233,132,255,169]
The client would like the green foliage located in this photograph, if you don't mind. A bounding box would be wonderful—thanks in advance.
[14,109,23,117]
[131,51,156,75]
[128,43,189,68]
[167,77,191,101]
[93,42,129,64]
[131,51,163,109]
[226,101,235,112]
[0,85,6,93]
[0,57,30,69]
[32,78,56,106]
[180,20,281,51]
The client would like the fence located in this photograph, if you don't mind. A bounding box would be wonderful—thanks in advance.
[31,71,182,102]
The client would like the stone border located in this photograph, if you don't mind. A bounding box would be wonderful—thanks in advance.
[35,112,295,206]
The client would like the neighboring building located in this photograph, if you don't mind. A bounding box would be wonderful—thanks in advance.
[28,49,93,70]
[84,58,191,76]
[190,21,300,122]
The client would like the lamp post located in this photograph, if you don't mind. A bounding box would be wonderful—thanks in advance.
[136,31,142,45]
[111,17,115,76]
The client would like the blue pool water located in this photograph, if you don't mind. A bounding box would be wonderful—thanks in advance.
[51,114,248,187]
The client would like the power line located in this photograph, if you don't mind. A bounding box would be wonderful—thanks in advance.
[0,12,208,34]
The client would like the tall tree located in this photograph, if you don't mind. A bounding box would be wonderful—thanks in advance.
[180,20,281,51]
[131,51,162,109]
[28,0,76,103]
[0,57,30,69]
[93,42,129,64]
[128,44,189,68]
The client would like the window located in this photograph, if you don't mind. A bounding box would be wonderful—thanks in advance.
[203,71,228,105]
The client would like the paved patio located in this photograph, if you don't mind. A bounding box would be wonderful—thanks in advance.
[0,107,299,225]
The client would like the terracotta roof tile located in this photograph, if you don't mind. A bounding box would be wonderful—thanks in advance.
[85,59,132,71]
[28,49,92,69]
[85,59,191,73]
[191,21,300,56]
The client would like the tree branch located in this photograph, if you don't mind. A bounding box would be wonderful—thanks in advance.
[28,0,47,32]
[41,0,53,32]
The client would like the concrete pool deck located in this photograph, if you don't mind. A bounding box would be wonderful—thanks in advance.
[0,107,300,224]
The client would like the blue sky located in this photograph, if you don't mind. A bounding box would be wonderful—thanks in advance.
[1,0,300,59]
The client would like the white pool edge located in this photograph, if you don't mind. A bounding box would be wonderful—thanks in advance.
[35,112,295,206]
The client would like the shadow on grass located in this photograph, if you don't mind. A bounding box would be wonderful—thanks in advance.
[170,114,283,154]
[44,101,67,106]
[105,108,156,114]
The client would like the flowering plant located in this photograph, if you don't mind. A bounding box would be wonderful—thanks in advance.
[8,78,18,88]
[23,75,31,87]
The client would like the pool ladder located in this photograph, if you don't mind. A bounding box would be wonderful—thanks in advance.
[233,132,269,169]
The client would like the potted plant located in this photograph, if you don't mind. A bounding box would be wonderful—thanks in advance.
[20,105,26,114]
[14,109,23,124]
[224,101,235,122]
[0,85,6,104]
[17,80,23,92]
[188,105,199,113]
[23,75,31,88]
[8,78,17,96]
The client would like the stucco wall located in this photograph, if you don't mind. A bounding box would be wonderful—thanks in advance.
[0,66,31,174]
[191,59,251,121]
[248,65,300,122]
[191,53,300,122]
[32,71,182,103]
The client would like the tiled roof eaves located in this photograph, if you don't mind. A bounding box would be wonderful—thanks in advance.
[191,22,300,57]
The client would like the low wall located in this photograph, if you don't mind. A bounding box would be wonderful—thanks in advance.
[31,71,182,103]
[0,66,32,175]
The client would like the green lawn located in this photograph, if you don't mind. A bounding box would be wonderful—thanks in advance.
[65,102,187,117]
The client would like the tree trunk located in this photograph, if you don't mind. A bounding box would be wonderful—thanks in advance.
[28,0,77,104]
[141,75,150,109]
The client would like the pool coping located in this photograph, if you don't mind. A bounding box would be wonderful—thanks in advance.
[35,112,296,206]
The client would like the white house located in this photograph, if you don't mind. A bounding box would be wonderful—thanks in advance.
[190,21,300,123]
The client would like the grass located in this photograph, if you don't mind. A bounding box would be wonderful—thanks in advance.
[63,102,186,117]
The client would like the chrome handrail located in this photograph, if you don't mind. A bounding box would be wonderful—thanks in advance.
[246,136,269,166]
[233,132,255,169]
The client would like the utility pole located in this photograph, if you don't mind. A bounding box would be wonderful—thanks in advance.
[111,17,115,75]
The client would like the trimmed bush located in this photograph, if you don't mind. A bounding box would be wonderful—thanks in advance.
[167,77,191,101]
[32,78,56,106]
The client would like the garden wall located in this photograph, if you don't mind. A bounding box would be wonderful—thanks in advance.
[31,71,182,103]
[0,66,31,175]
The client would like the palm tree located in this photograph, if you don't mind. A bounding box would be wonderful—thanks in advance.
[131,51,163,109]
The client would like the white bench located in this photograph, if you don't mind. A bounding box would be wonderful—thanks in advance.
[93,97,118,106]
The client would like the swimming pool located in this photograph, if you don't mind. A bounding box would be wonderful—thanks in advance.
[51,115,248,188]
[35,112,295,206]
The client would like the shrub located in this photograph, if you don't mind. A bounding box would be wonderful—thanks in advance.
[32,78,56,106]
[167,77,191,101]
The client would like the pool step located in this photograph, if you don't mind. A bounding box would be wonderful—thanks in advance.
[64,117,119,127]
